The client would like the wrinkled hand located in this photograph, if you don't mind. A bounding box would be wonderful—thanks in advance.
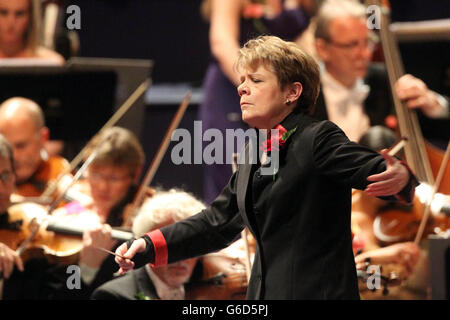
[396,74,442,118]
[115,238,147,274]
[80,224,117,269]
[365,149,409,197]
[355,242,421,278]
[0,242,24,279]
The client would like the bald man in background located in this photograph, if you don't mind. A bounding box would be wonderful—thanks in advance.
[0,97,70,199]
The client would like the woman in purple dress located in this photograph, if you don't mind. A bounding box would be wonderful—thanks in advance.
[199,0,316,203]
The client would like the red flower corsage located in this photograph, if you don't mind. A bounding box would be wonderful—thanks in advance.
[260,124,297,152]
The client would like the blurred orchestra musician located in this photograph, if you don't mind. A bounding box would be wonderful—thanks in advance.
[0,0,64,64]
[1,126,149,299]
[48,126,149,299]
[312,0,448,143]
[0,97,70,201]
[0,134,24,299]
[311,0,449,300]
[92,189,205,300]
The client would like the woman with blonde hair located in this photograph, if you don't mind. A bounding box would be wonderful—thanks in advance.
[199,0,316,204]
[116,36,418,299]
[0,0,64,64]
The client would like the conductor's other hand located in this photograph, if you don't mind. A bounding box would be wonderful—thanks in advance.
[365,149,409,197]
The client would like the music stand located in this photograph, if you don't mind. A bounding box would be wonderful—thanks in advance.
[0,66,117,141]
[67,57,153,141]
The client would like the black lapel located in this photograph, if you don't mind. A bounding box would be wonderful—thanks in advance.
[133,267,158,299]
[235,112,304,233]
[236,141,255,234]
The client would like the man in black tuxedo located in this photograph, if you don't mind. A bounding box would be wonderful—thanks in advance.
[91,190,204,300]
[312,0,449,143]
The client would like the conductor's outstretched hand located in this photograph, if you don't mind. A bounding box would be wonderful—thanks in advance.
[365,149,409,197]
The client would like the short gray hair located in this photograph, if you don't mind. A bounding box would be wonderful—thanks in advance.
[314,0,366,41]
[132,189,206,236]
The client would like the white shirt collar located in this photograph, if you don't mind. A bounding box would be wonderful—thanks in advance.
[319,64,371,142]
[321,68,370,108]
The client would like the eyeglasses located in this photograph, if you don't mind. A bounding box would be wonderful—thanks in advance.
[327,37,378,54]
[88,172,132,185]
[0,170,13,184]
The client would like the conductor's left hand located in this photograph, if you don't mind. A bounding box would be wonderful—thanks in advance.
[364,149,409,197]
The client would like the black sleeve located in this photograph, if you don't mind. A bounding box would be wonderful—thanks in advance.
[312,121,418,202]
[133,170,245,265]
[312,121,386,190]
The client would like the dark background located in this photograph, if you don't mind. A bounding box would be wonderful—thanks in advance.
[73,0,210,85]
[64,0,212,201]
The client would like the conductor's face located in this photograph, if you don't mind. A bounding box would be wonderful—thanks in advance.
[237,64,297,130]
[0,0,30,45]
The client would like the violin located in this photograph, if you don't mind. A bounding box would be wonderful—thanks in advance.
[0,80,153,268]
[13,155,70,199]
[0,202,133,266]
[373,189,450,244]
[12,153,94,210]
[185,253,248,300]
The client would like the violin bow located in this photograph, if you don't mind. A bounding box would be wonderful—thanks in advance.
[122,92,191,226]
[232,153,252,285]
[414,140,450,244]
[45,133,117,214]
[39,79,151,201]
[387,137,407,157]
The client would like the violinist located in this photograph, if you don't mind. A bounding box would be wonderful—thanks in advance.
[0,134,24,283]
[115,35,418,300]
[0,97,70,199]
[0,0,64,64]
[312,0,449,143]
[1,126,146,299]
[92,189,204,300]
[47,126,146,299]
